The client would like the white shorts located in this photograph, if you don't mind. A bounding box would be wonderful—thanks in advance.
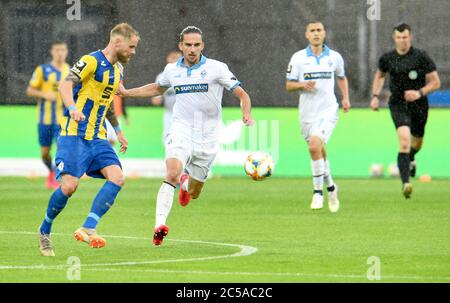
[165,132,219,182]
[300,114,338,144]
[105,119,118,142]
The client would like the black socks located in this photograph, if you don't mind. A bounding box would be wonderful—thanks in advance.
[398,153,410,184]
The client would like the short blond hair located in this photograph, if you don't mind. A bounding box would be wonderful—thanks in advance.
[110,23,140,40]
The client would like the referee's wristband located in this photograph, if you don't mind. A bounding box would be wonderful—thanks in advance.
[113,125,122,133]
[68,105,76,112]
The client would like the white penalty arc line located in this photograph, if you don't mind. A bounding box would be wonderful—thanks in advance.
[0,230,257,269]
[1,231,449,282]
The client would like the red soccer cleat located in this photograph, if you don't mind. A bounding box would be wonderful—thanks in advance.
[46,171,59,190]
[153,225,169,246]
[178,174,191,207]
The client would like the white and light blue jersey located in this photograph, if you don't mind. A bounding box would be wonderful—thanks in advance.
[157,55,240,142]
[287,45,345,122]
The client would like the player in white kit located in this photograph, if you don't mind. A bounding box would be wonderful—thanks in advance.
[151,50,182,143]
[120,26,254,245]
[286,22,350,213]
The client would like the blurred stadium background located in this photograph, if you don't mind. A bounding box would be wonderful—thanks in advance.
[0,0,449,178]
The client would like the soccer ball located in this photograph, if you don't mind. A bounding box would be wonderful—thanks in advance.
[369,163,384,178]
[244,152,275,181]
[387,163,400,178]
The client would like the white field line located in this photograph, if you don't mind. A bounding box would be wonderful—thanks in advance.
[64,267,450,281]
[0,230,257,269]
[0,231,449,281]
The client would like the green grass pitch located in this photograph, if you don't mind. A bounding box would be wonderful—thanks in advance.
[0,176,449,282]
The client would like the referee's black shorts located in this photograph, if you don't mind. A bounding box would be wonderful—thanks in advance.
[389,100,429,137]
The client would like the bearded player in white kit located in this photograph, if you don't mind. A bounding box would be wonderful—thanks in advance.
[286,21,351,213]
[120,26,253,245]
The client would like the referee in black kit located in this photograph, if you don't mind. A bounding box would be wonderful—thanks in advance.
[370,23,441,199]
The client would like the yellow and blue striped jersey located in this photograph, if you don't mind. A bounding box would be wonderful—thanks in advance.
[60,50,122,140]
[29,63,70,125]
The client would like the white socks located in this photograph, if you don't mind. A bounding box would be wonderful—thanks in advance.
[311,159,325,193]
[324,160,335,189]
[155,181,175,228]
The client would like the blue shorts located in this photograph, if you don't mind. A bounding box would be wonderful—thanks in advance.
[55,136,122,180]
[38,124,60,147]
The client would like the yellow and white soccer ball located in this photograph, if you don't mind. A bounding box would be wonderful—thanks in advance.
[244,152,275,181]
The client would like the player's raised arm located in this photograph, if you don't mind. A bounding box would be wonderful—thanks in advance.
[370,69,386,111]
[120,83,168,98]
[232,86,254,126]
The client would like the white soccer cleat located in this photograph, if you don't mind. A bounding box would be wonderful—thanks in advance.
[310,193,324,210]
[328,185,340,213]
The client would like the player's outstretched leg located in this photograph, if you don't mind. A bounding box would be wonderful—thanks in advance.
[75,166,123,248]
[38,175,78,256]
[324,159,339,213]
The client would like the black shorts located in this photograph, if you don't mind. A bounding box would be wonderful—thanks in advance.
[389,101,429,137]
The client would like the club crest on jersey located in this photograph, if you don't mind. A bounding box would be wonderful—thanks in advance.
[174,84,209,94]
[408,70,418,80]
[304,72,332,80]
[200,70,207,79]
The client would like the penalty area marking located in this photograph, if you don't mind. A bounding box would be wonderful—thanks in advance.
[0,230,257,270]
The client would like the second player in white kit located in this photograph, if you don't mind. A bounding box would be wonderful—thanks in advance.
[120,26,253,245]
[286,21,351,213]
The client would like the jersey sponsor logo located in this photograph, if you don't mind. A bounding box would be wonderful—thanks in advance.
[303,72,332,80]
[408,70,418,80]
[71,60,87,74]
[174,83,209,94]
[102,86,114,99]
